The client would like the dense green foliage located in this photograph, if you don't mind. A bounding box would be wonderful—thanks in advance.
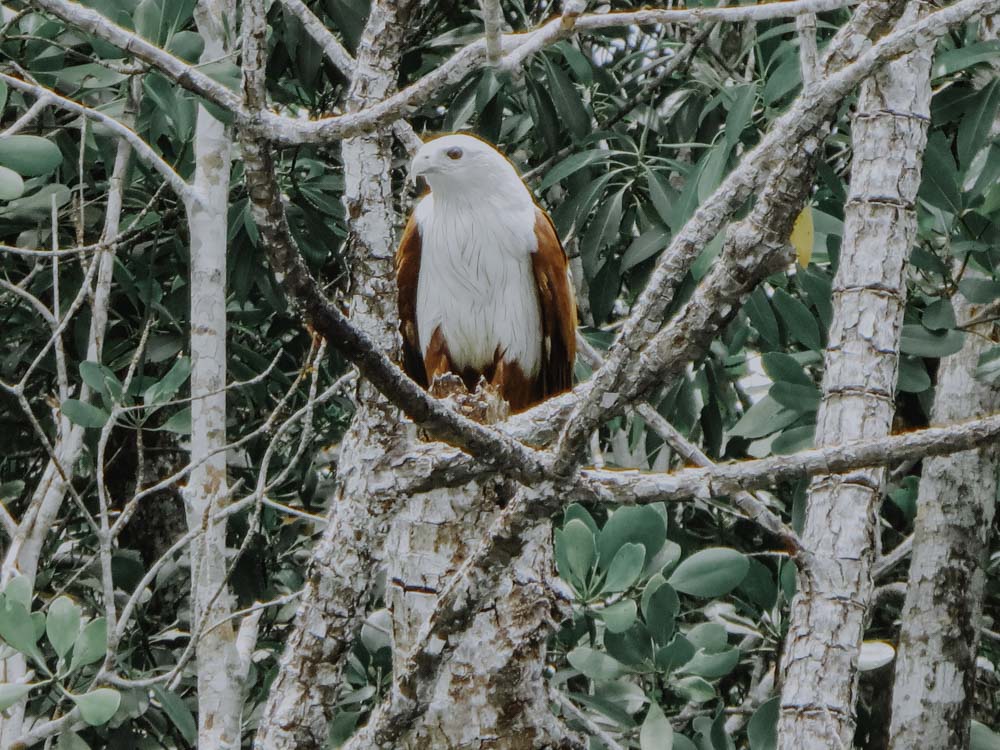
[1,0,1000,747]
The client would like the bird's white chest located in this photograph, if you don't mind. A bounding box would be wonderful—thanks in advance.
[415,198,542,377]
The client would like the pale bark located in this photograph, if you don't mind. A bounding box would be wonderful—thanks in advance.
[887,291,1000,750]
[184,1,246,746]
[379,389,566,749]
[251,0,419,745]
[777,3,933,747]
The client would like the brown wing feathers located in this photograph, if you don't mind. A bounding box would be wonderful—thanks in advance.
[394,214,429,389]
[532,208,577,401]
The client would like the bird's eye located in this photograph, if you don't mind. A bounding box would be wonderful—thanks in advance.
[446,147,463,160]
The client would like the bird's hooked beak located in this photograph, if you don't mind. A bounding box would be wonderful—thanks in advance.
[409,151,438,185]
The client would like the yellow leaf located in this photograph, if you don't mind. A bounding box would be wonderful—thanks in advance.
[790,205,814,267]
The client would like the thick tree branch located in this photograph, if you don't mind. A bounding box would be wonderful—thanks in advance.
[587,411,1000,504]
[31,0,863,148]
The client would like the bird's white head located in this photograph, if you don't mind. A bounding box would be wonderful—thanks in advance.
[410,134,528,203]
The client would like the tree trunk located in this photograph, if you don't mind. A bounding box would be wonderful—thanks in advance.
[382,387,566,748]
[252,1,416,745]
[776,3,932,747]
[185,1,251,746]
[887,290,1000,749]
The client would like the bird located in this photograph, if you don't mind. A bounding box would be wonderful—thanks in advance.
[395,133,577,413]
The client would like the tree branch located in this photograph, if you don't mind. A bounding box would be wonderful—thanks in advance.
[31,0,864,148]
[587,411,1000,505]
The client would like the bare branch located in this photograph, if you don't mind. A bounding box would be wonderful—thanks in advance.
[587,411,1000,505]
[0,92,50,136]
[31,0,865,147]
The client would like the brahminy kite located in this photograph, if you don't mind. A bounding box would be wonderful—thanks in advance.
[395,134,577,412]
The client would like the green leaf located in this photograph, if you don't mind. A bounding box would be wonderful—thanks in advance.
[441,74,479,132]
[687,623,729,652]
[729,396,799,440]
[69,617,107,672]
[0,683,32,711]
[898,355,931,392]
[596,600,638,634]
[57,64,127,90]
[772,288,821,350]
[646,169,677,229]
[597,506,666,572]
[958,278,1000,304]
[564,504,599,534]
[900,325,965,358]
[0,166,25,201]
[971,720,1000,750]
[655,634,695,672]
[0,598,42,661]
[0,481,24,502]
[667,548,749,598]
[645,581,679,645]
[545,59,589,139]
[144,356,191,404]
[746,287,780,347]
[763,51,801,105]
[748,696,779,750]
[622,225,671,271]
[161,407,192,434]
[538,150,606,192]
[601,543,646,594]
[919,132,962,216]
[0,184,71,219]
[153,686,196,744]
[605,623,654,668]
[696,145,729,203]
[73,688,122,726]
[4,576,31,609]
[56,731,91,750]
[922,298,957,331]
[640,702,673,750]
[167,30,204,63]
[46,596,81,660]
[0,135,63,176]
[567,646,629,681]
[769,382,820,413]
[673,675,714,703]
[561,519,596,591]
[761,352,813,388]
[679,647,740,678]
[580,188,624,279]
[977,346,1000,383]
[61,399,110,429]
[958,80,1000,169]
[672,735,699,750]
[79,361,123,404]
[724,83,756,150]
[933,40,1000,78]
[199,60,242,92]
[772,425,815,455]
